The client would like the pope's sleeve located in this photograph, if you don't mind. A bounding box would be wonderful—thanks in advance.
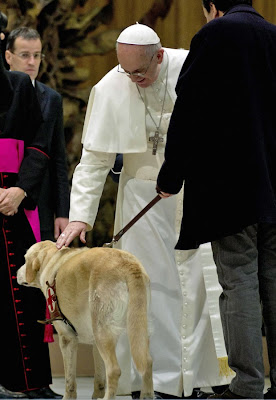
[81,86,95,144]
[69,147,116,230]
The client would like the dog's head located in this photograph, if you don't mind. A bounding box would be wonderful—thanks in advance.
[17,240,58,288]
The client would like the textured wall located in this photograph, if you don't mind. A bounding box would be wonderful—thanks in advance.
[80,0,276,89]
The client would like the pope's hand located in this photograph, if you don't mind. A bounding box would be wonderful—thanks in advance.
[54,217,69,240]
[56,221,87,249]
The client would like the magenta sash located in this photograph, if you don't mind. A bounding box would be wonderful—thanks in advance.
[0,138,24,172]
[0,138,41,242]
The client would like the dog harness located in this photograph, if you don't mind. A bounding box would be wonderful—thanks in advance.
[38,280,78,335]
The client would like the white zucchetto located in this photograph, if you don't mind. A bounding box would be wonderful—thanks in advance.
[117,22,160,45]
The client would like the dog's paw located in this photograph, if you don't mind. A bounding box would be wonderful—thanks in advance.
[92,390,105,399]
[63,391,77,400]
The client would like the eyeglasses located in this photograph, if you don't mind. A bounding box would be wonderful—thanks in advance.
[117,52,156,77]
[10,51,45,61]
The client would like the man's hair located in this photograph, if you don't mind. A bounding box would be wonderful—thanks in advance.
[143,43,162,58]
[6,27,41,51]
[202,0,252,13]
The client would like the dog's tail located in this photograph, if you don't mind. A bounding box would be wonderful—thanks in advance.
[125,261,152,375]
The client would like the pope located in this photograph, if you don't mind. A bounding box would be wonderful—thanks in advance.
[56,23,231,398]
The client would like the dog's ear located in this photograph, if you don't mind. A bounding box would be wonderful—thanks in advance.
[25,252,41,283]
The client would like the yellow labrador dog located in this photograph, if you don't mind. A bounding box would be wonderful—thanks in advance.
[17,240,153,400]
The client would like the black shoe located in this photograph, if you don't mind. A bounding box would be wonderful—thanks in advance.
[0,384,27,399]
[183,389,212,399]
[195,390,213,399]
[208,388,247,399]
[264,388,276,399]
[154,393,166,399]
[155,392,183,399]
[26,387,62,399]
[131,391,181,399]
[211,386,229,395]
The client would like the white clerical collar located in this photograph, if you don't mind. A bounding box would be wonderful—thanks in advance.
[32,79,35,87]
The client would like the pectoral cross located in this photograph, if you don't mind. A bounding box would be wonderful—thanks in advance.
[149,130,164,155]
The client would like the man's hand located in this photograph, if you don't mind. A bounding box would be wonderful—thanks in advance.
[56,221,87,249]
[158,191,173,198]
[0,187,25,216]
[54,217,69,240]
[156,185,173,199]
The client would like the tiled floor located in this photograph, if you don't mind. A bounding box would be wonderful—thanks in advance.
[51,376,271,399]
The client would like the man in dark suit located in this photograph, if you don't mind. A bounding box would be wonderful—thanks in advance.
[157,0,276,398]
[5,27,70,241]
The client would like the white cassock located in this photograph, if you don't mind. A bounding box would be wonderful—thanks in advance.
[69,48,233,397]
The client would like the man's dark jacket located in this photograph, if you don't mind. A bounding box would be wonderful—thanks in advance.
[35,82,70,240]
[157,5,276,249]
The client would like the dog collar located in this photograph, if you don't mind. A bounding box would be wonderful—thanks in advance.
[38,279,78,335]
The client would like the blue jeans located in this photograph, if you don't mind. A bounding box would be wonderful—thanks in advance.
[212,223,276,399]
